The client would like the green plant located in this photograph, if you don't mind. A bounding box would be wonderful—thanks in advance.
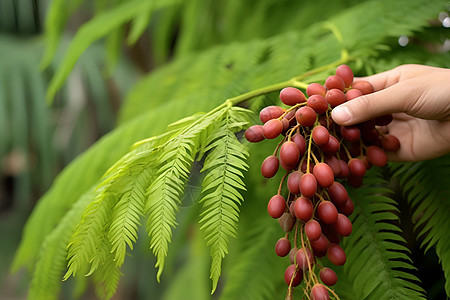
[11,0,450,299]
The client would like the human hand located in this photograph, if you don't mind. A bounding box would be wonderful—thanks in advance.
[331,64,450,162]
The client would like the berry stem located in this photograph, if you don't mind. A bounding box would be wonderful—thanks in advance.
[278,172,289,195]
[306,133,314,173]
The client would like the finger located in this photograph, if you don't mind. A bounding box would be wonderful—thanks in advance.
[331,80,417,125]
[352,68,402,92]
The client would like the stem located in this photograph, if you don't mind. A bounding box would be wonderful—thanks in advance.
[278,172,289,195]
[306,133,314,173]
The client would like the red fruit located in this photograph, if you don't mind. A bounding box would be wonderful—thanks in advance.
[289,247,298,264]
[299,173,317,198]
[382,134,400,151]
[325,75,345,91]
[312,125,330,146]
[279,212,295,232]
[321,135,340,153]
[311,283,330,300]
[366,145,388,167]
[335,64,354,88]
[334,213,353,236]
[284,265,303,287]
[307,95,329,114]
[348,174,363,188]
[319,267,338,286]
[310,234,329,256]
[300,160,314,173]
[313,163,334,188]
[375,114,393,126]
[287,171,302,194]
[324,156,341,177]
[317,201,338,224]
[325,89,346,107]
[244,125,265,143]
[275,237,291,257]
[327,182,348,205]
[261,155,279,178]
[322,224,341,244]
[280,141,300,166]
[351,80,374,95]
[262,119,283,139]
[348,158,366,177]
[305,219,322,241]
[306,83,326,97]
[338,198,354,216]
[294,196,314,221]
[338,160,349,178]
[327,243,346,266]
[296,248,315,270]
[280,87,307,106]
[295,106,317,127]
[267,195,286,219]
[345,88,363,101]
[291,133,306,156]
[340,125,361,141]
[259,106,284,123]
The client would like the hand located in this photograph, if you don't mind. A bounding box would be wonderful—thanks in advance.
[331,64,450,162]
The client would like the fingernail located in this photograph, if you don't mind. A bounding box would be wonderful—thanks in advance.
[332,106,351,123]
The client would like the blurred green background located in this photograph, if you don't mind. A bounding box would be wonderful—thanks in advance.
[0,0,449,299]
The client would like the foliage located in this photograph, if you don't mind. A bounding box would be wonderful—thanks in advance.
[11,0,450,299]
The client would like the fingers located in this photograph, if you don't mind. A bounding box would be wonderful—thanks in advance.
[331,80,416,125]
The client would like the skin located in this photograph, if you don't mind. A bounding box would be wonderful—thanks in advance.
[331,64,450,162]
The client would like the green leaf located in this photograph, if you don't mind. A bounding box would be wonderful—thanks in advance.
[198,107,251,293]
[343,171,426,300]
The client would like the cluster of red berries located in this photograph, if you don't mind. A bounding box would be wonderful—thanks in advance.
[245,65,400,299]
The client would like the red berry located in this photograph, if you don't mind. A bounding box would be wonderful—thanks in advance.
[287,171,302,194]
[312,125,330,146]
[261,155,279,178]
[351,80,374,95]
[382,134,400,151]
[340,125,360,141]
[313,163,334,188]
[321,135,340,153]
[262,119,283,139]
[325,89,346,107]
[267,195,286,219]
[280,141,300,166]
[310,234,329,256]
[299,173,317,198]
[338,198,354,216]
[319,267,338,286]
[307,95,329,114]
[244,125,265,143]
[280,87,306,106]
[311,283,330,300]
[324,156,341,177]
[295,106,317,127]
[284,264,303,287]
[325,75,345,91]
[305,219,322,241]
[317,201,338,224]
[291,133,306,156]
[327,243,346,266]
[333,213,353,236]
[335,64,354,88]
[366,145,388,167]
[345,88,363,101]
[327,182,348,205]
[348,158,366,177]
[296,247,315,270]
[338,160,349,178]
[275,237,291,257]
[294,196,314,222]
[259,106,284,123]
[375,114,393,126]
[279,212,296,232]
[306,83,326,97]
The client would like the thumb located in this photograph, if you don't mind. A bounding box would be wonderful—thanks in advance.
[331,81,412,125]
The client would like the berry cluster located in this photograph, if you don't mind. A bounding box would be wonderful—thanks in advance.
[245,65,400,299]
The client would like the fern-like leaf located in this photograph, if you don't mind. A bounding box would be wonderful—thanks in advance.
[343,170,426,299]
[146,107,228,281]
[198,106,251,293]
[394,154,450,296]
